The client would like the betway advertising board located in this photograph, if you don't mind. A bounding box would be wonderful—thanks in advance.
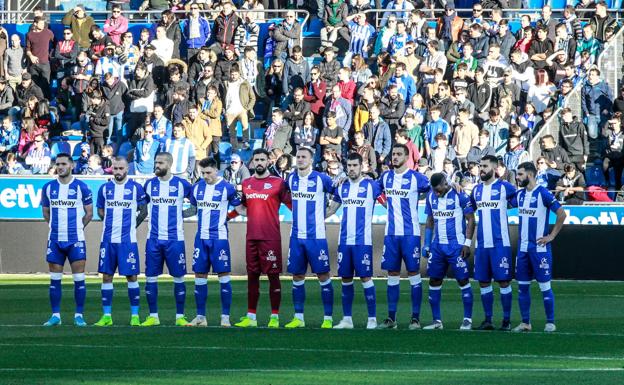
[1,176,624,225]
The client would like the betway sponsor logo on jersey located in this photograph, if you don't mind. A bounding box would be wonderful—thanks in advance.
[105,200,132,208]
[197,201,221,209]
[342,198,366,206]
[385,188,409,197]
[50,199,77,208]
[151,197,179,205]
[291,191,317,200]
[245,193,269,200]
[433,210,456,218]
[476,200,504,209]
[518,208,537,216]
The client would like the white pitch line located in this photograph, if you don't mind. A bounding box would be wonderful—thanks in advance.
[0,368,621,374]
[0,342,621,362]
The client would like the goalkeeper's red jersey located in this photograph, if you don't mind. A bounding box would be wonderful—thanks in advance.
[241,175,292,241]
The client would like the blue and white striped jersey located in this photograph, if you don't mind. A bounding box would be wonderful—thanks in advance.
[380,169,430,237]
[333,178,382,246]
[425,189,473,246]
[512,186,561,253]
[144,176,192,241]
[348,21,376,58]
[286,170,334,240]
[41,177,93,242]
[470,180,516,248]
[97,179,147,244]
[190,178,241,240]
[165,138,196,175]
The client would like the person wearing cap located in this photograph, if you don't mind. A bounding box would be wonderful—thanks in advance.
[25,16,54,98]
[210,0,242,55]
[234,11,260,57]
[15,72,44,108]
[151,25,174,63]
[95,44,122,84]
[436,3,463,49]
[223,153,250,193]
[137,43,167,89]
[89,26,114,62]
[273,10,301,61]
[62,5,95,49]
[104,4,129,46]
[495,67,521,111]
[180,1,212,63]
[215,44,239,83]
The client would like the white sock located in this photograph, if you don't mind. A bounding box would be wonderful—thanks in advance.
[149,313,159,319]
[342,316,352,322]
[52,312,60,318]
[175,314,185,319]
[294,313,304,321]
[247,312,257,320]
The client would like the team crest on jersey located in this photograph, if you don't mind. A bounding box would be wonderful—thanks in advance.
[319,249,329,262]
[292,180,298,188]
[68,189,76,195]
[178,253,185,265]
[358,187,367,194]
[152,186,158,193]
[213,190,222,197]
[531,196,538,203]
[540,258,550,270]
[124,189,132,195]
[499,257,510,269]
[267,250,277,262]
[412,247,420,259]
[263,183,272,190]
[308,181,316,188]
[491,190,500,196]
[127,252,136,264]
[401,179,410,185]
[169,186,178,193]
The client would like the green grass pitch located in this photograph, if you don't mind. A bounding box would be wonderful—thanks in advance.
[0,276,622,384]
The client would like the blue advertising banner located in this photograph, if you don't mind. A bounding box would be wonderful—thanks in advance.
[1,176,624,225]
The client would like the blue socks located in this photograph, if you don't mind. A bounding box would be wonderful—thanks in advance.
[341,281,354,317]
[387,276,400,321]
[320,279,334,317]
[540,282,555,323]
[460,283,473,320]
[101,282,113,315]
[145,278,159,315]
[410,275,422,320]
[219,276,232,316]
[480,285,494,323]
[363,280,376,318]
[49,273,62,314]
[73,273,86,315]
[194,278,208,317]
[292,280,305,315]
[428,285,442,321]
[127,281,140,316]
[500,286,513,321]
[173,278,186,316]
[518,283,531,324]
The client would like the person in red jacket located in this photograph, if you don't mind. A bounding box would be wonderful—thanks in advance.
[303,66,327,129]
[395,128,421,170]
[337,67,356,105]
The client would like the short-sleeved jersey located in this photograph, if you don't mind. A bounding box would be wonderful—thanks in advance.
[333,178,382,246]
[144,175,192,241]
[425,189,473,247]
[286,170,334,240]
[380,169,430,237]
[470,180,517,248]
[241,175,291,241]
[97,179,147,244]
[165,138,196,175]
[190,178,241,240]
[41,177,93,242]
[512,185,562,253]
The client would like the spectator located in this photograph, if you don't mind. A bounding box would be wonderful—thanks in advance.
[16,73,43,108]
[576,24,602,66]
[354,87,375,133]
[559,108,589,171]
[264,109,292,155]
[323,84,352,141]
[95,44,121,84]
[423,105,451,157]
[165,123,196,179]
[182,104,211,171]
[535,156,561,190]
[156,10,182,59]
[26,16,54,97]
[167,86,191,126]
[553,23,577,64]
[417,157,433,179]
[264,58,284,117]
[283,45,310,99]
[503,135,530,172]
[103,5,128,46]
[453,109,479,165]
[418,40,447,87]
[482,107,509,157]
[319,111,343,155]
[138,44,166,89]
[193,62,221,103]
[151,104,172,147]
[293,111,318,151]
[589,1,618,43]
[118,32,140,81]
[100,144,113,173]
[528,69,556,114]
[349,130,376,177]
[4,152,27,174]
[4,34,25,91]
[303,66,326,127]
[198,85,223,164]
[224,64,255,151]
[210,1,241,55]
[540,135,570,173]
[0,78,14,116]
[85,90,111,155]
[443,158,462,184]
[336,67,356,105]
[52,29,80,82]
[235,11,260,56]
[380,0,414,28]
[284,87,310,129]
[181,2,212,62]
[388,21,413,57]
[491,20,516,60]
[318,46,341,90]
[581,68,612,140]
[101,72,127,147]
[380,84,405,136]
[555,163,586,204]
[403,112,424,156]
[0,115,19,155]
[343,13,375,67]
[436,4,463,48]
[82,154,105,175]
[152,25,174,63]
[88,26,114,63]
[461,161,480,193]
[483,44,508,88]
[429,133,457,173]
[273,10,302,60]
[126,64,156,141]
[23,133,49,174]
[320,0,349,50]
[603,113,624,189]
[62,5,95,49]
[394,128,419,170]
[223,153,251,194]
[362,104,392,168]
[497,158,517,187]
[134,124,160,175]
[529,26,554,70]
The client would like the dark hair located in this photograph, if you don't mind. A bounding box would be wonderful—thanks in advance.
[297,146,314,157]
[518,161,537,176]
[346,152,363,164]
[481,155,499,166]
[198,157,219,169]
[55,153,74,163]
[430,173,446,188]
[252,148,270,158]
[392,143,409,155]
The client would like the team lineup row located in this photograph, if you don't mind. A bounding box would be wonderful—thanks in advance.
[40,144,566,331]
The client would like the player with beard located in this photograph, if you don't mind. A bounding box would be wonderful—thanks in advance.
[234,149,292,328]
[142,152,192,326]
[510,162,566,333]
[94,156,148,327]
[469,155,517,331]
[41,153,93,327]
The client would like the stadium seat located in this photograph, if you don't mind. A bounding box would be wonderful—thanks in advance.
[50,141,71,160]
[253,127,266,140]
[528,0,545,8]
[549,0,567,8]
[219,141,232,163]
[117,141,134,158]
[71,142,87,160]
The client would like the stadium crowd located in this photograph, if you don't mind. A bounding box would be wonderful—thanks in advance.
[0,0,622,203]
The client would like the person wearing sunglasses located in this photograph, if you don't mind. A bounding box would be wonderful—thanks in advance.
[273,11,301,61]
[52,28,79,81]
[180,1,211,63]
[103,4,128,46]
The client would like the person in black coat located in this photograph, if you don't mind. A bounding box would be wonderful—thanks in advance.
[86,90,110,155]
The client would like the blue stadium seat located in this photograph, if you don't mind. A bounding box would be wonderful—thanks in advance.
[528,0,545,8]
[253,127,266,140]
[549,0,567,8]
[117,141,134,157]
[71,142,87,160]
[219,141,232,163]
[50,141,71,160]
